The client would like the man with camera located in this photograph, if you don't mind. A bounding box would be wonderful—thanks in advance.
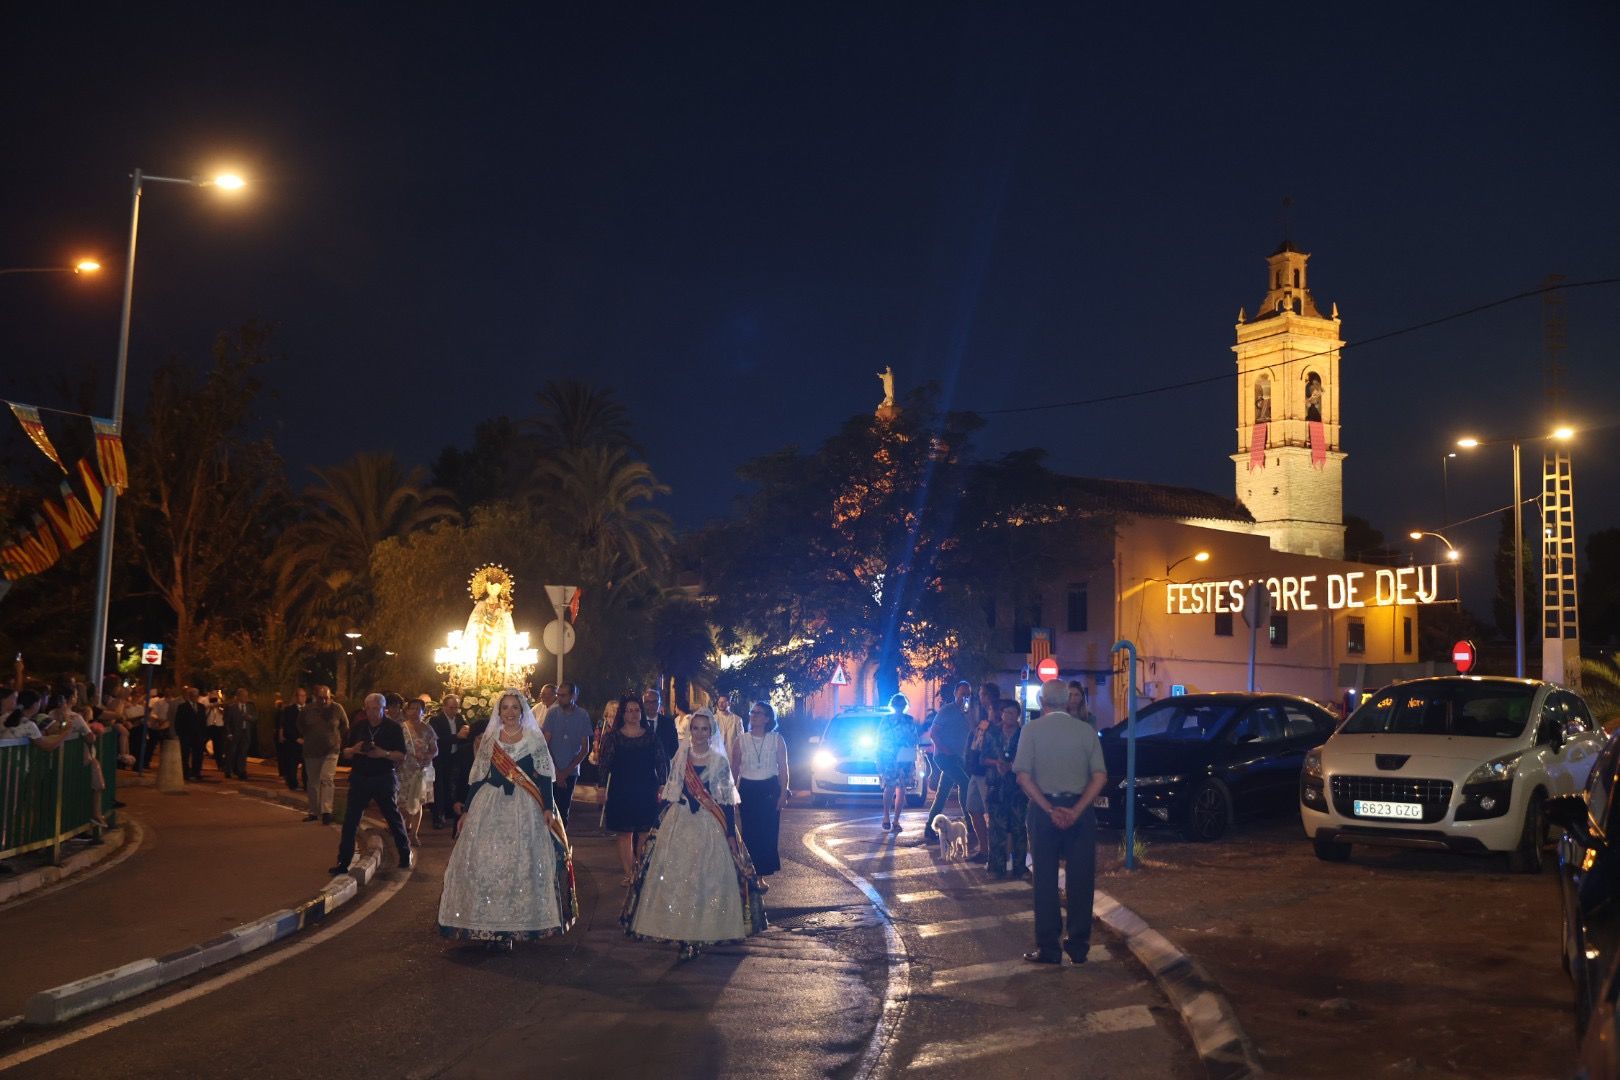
[330,692,414,875]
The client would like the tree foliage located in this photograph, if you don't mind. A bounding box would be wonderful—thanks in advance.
[121,324,291,683]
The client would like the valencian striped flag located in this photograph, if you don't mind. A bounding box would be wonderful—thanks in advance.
[76,457,104,519]
[1029,628,1052,669]
[8,402,68,474]
[43,480,97,550]
[92,417,128,493]
[1309,420,1327,470]
[1248,422,1268,471]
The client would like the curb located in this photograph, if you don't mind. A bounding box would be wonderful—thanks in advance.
[0,823,133,907]
[1094,889,1264,1080]
[21,832,386,1027]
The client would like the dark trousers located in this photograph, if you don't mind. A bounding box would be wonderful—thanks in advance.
[925,754,969,833]
[338,773,412,868]
[1028,798,1096,960]
[207,728,228,771]
[130,727,148,774]
[987,789,1029,874]
[277,742,303,790]
[737,776,782,876]
[553,776,576,825]
[432,755,459,824]
[179,726,206,779]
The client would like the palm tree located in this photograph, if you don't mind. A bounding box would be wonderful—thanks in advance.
[526,380,636,454]
[1580,656,1620,730]
[534,446,673,599]
[273,453,460,633]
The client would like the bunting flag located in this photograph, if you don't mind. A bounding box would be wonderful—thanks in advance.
[1,535,32,581]
[568,588,583,622]
[1309,420,1327,470]
[76,457,104,519]
[92,417,128,493]
[42,481,98,550]
[23,513,61,574]
[1248,422,1268,471]
[9,403,69,474]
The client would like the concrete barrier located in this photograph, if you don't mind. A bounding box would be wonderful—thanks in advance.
[22,833,387,1027]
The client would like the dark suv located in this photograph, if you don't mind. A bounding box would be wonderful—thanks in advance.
[1548,723,1620,1034]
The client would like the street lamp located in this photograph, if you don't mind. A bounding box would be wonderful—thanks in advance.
[1407,530,1461,561]
[0,259,103,276]
[1165,550,1211,579]
[1455,426,1576,678]
[85,168,249,695]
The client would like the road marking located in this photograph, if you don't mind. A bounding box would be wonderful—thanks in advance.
[917,911,1033,938]
[803,816,912,1080]
[930,947,1110,988]
[893,890,946,904]
[0,864,410,1071]
[868,864,968,880]
[840,847,932,862]
[906,1005,1157,1070]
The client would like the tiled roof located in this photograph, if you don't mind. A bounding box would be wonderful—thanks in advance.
[1051,475,1255,524]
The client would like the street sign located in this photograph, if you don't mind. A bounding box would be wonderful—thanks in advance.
[829,664,848,686]
[1452,639,1477,674]
[1036,657,1060,683]
[141,643,163,666]
[1241,582,1272,628]
[542,619,576,656]
[1170,684,1186,696]
[544,585,579,619]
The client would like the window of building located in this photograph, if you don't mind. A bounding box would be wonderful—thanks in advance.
[1292,268,1300,288]
[1403,616,1413,655]
[1346,618,1365,654]
[1066,583,1088,633]
[1214,611,1233,637]
[1269,614,1288,647]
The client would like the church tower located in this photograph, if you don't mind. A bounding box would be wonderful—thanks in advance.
[1230,241,1346,558]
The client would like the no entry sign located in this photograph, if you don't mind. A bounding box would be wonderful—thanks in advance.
[141,643,164,666]
[1036,657,1060,682]
[1452,640,1477,674]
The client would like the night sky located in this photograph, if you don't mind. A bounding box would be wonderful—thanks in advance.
[3,4,1618,614]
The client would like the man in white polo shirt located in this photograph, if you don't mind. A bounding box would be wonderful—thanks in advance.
[1013,678,1109,966]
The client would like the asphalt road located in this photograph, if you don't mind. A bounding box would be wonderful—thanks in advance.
[0,796,1197,1079]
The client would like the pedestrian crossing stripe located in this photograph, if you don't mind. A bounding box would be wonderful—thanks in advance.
[917,911,1033,938]
[839,847,933,862]
[905,1006,1157,1071]
[893,890,946,903]
[929,948,1110,988]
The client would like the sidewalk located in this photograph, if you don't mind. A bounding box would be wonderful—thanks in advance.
[1094,818,1575,1079]
[0,777,341,1020]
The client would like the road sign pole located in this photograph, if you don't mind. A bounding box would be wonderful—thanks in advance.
[1111,639,1139,870]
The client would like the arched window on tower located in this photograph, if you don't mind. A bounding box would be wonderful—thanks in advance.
[1254,375,1272,425]
[1293,268,1300,288]
[1304,371,1323,422]
[1275,270,1282,288]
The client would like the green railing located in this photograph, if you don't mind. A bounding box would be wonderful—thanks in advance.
[0,729,119,864]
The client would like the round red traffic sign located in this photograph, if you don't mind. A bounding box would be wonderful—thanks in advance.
[1452,640,1477,674]
[1036,657,1060,683]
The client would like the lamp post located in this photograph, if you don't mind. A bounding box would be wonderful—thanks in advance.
[1456,427,1575,678]
[85,169,246,696]
[1164,550,1211,579]
[1408,530,1462,606]
[0,259,102,276]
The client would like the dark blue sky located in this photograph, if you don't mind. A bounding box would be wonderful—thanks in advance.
[3,3,1618,612]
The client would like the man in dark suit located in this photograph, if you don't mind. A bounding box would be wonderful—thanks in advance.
[644,686,678,763]
[427,693,467,829]
[173,686,208,782]
[276,688,306,790]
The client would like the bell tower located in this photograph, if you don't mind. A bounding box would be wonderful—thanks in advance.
[1231,241,1346,558]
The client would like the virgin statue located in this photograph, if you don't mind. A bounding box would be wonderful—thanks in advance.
[465,566,519,684]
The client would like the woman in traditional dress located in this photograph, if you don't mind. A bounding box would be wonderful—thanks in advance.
[622,708,767,961]
[734,700,790,876]
[438,689,576,950]
[599,695,667,886]
[396,698,438,846]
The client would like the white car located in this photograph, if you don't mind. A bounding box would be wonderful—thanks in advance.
[1301,676,1605,872]
[807,707,927,809]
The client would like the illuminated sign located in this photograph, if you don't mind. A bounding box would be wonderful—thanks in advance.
[1165,565,1440,615]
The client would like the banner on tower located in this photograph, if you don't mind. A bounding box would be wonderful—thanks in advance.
[1310,420,1327,470]
[1248,423,1268,471]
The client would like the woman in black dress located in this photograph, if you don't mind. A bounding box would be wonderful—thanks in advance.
[600,695,668,886]
[734,701,790,876]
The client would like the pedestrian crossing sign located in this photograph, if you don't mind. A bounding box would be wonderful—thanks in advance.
[830,664,848,686]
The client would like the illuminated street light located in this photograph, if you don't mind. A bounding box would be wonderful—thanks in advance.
[0,259,104,277]
[1165,550,1211,578]
[1453,427,1577,677]
[86,166,252,696]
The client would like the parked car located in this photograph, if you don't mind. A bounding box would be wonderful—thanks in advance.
[1574,945,1620,1080]
[806,707,926,808]
[1300,676,1605,871]
[1547,723,1620,1035]
[1094,693,1340,841]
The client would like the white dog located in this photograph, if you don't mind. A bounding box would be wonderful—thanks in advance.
[931,814,970,861]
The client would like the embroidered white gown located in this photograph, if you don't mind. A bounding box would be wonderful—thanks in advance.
[623,745,763,946]
[438,727,566,941]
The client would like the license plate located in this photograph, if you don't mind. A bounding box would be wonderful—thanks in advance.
[1094,796,1110,809]
[1353,799,1422,820]
[848,776,881,786]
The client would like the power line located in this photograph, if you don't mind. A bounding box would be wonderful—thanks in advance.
[981,276,1620,417]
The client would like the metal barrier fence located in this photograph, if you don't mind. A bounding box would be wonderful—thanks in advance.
[0,729,119,865]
